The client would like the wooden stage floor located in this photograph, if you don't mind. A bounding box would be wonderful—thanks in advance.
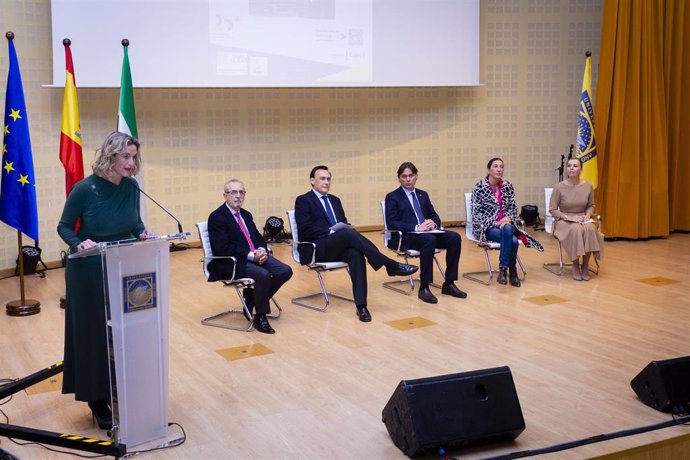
[1,230,689,459]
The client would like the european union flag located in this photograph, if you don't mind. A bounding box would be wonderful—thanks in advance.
[0,37,38,241]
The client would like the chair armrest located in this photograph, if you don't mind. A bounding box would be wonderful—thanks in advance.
[514,217,526,232]
[383,229,404,252]
[294,240,317,265]
[202,255,237,281]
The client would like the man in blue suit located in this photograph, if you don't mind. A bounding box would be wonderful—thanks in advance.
[384,162,467,304]
[208,179,293,334]
[294,165,418,322]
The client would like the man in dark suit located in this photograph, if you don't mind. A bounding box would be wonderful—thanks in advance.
[294,165,418,322]
[384,162,467,304]
[208,179,293,334]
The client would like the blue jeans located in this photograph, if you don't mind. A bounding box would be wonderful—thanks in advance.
[486,224,519,270]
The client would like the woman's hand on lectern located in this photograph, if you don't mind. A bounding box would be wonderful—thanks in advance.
[77,239,97,252]
[139,228,156,239]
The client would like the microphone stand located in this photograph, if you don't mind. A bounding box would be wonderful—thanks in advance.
[556,154,565,182]
[131,182,188,252]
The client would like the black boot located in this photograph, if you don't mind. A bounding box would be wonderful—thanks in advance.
[509,267,521,287]
[497,267,508,285]
[88,400,112,429]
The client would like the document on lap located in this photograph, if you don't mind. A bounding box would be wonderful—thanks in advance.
[330,222,352,232]
[409,229,445,234]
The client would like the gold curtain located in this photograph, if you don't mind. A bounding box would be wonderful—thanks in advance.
[596,0,690,238]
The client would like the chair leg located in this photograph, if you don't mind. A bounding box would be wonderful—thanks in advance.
[268,297,282,319]
[463,247,495,285]
[516,254,527,280]
[201,286,254,332]
[291,269,354,312]
[543,238,570,276]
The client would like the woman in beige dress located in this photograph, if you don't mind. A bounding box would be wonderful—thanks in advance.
[548,157,604,281]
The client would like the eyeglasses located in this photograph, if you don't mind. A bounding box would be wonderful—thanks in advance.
[224,190,246,196]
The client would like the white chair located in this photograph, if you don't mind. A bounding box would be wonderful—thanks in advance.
[543,187,600,276]
[380,200,445,295]
[462,192,526,285]
[286,210,354,311]
[196,221,281,331]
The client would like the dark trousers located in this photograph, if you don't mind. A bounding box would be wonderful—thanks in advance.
[406,231,461,284]
[315,227,393,306]
[244,256,293,314]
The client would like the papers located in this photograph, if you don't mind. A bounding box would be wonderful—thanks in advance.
[330,222,352,232]
[410,228,445,234]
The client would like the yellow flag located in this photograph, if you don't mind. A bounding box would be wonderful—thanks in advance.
[576,53,598,188]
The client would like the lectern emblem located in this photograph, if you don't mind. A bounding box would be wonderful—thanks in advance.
[122,272,157,313]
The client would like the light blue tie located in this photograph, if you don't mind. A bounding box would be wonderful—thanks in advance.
[321,195,337,226]
[410,191,424,224]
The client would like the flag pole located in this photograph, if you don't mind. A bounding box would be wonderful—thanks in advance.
[6,230,41,316]
[3,32,41,316]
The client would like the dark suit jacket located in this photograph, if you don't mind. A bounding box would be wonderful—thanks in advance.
[294,190,349,264]
[384,186,442,250]
[207,203,267,282]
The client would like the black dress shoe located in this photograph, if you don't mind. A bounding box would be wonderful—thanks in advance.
[386,263,419,277]
[88,400,112,430]
[497,267,508,285]
[441,282,467,299]
[417,286,438,304]
[252,314,276,334]
[356,305,372,322]
[509,271,521,287]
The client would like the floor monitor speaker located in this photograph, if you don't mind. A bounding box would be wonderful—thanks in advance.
[381,366,525,457]
[630,356,690,413]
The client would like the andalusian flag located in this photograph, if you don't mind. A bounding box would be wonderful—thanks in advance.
[117,41,137,138]
[0,35,39,241]
[59,40,84,196]
[576,51,598,188]
[117,40,146,219]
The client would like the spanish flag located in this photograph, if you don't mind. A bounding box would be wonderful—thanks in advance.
[59,40,83,196]
[576,51,598,188]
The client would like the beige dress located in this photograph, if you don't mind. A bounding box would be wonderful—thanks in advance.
[548,180,604,261]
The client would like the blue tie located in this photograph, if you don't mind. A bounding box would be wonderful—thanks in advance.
[410,191,424,224]
[321,195,337,226]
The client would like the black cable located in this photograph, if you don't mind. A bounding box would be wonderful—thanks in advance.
[122,422,186,457]
[480,414,690,460]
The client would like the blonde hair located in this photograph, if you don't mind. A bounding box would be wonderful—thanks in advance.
[92,131,141,178]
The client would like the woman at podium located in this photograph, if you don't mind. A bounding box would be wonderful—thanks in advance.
[57,132,154,429]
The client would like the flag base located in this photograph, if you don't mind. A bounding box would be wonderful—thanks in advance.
[6,299,41,316]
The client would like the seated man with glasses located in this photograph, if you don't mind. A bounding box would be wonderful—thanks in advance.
[207,179,293,334]
[384,162,467,304]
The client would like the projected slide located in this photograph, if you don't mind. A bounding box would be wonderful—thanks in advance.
[50,0,479,88]
[210,0,372,83]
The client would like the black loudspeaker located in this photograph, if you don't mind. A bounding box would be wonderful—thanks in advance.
[381,366,525,457]
[630,356,690,414]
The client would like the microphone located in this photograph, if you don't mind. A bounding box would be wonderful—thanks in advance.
[130,180,184,235]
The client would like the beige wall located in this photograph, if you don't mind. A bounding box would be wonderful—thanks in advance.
[0,0,602,269]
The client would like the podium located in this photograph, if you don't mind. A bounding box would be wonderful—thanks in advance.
[70,235,182,448]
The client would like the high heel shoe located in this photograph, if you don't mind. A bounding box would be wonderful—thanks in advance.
[581,264,590,281]
[88,400,113,429]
